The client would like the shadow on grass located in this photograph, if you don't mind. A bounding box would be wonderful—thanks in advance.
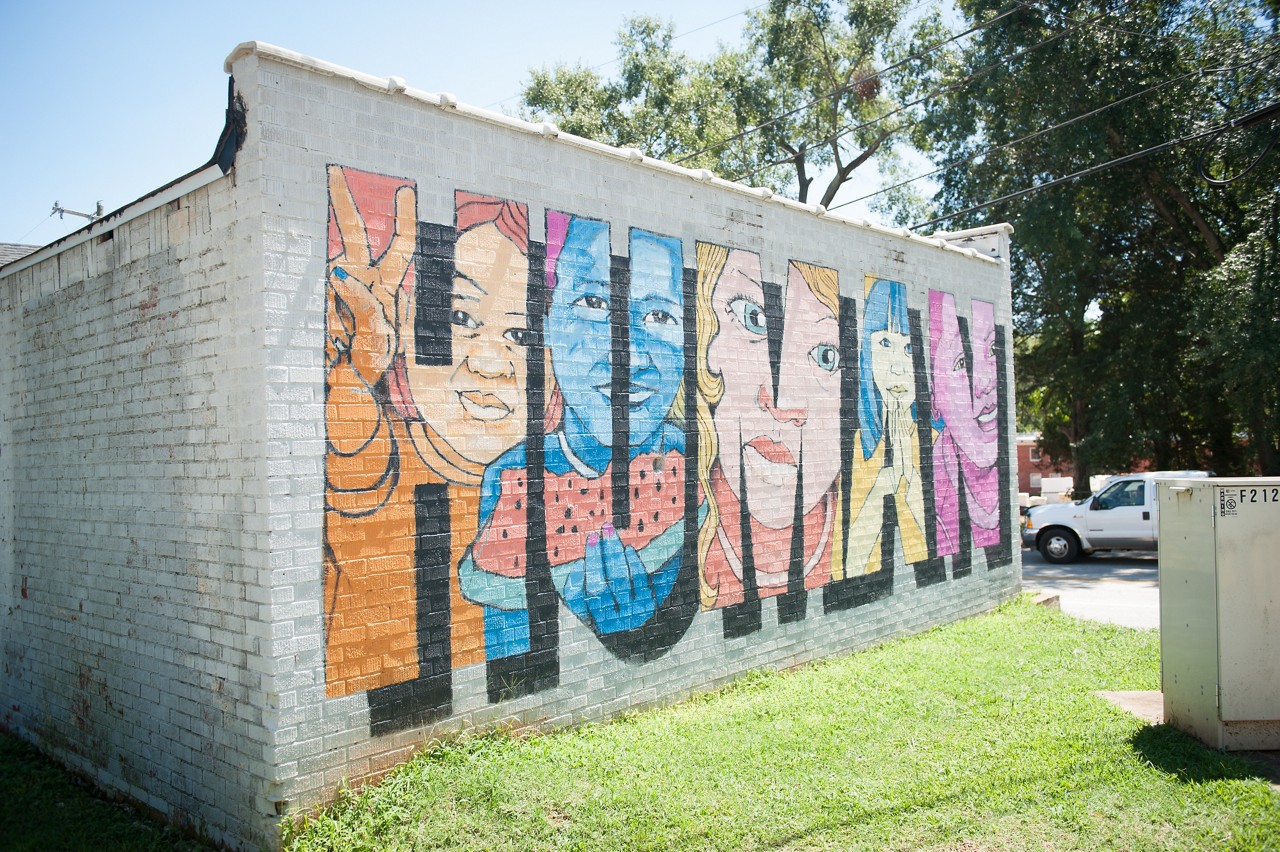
[0,732,214,851]
[1130,724,1280,787]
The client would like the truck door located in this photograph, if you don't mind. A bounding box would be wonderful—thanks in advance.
[1085,479,1154,548]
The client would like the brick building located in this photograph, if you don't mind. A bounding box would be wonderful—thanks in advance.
[1,43,1020,849]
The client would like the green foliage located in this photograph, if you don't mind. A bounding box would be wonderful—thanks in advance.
[280,598,1280,850]
[913,0,1279,483]
[520,1,939,207]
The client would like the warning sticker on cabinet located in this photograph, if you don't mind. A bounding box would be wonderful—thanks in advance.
[1217,485,1280,519]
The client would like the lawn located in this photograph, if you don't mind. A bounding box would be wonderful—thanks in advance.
[285,596,1279,851]
[4,596,1277,850]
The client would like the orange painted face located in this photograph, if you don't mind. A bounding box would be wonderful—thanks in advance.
[407,222,530,466]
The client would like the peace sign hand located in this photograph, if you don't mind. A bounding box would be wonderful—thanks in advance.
[326,166,417,388]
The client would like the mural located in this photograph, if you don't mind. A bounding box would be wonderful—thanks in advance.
[323,165,1014,731]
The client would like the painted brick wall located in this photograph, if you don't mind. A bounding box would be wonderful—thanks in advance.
[234,43,1021,834]
[1,42,1020,851]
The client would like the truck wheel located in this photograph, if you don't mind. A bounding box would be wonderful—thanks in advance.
[1038,528,1080,564]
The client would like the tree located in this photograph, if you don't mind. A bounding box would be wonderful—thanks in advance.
[520,0,941,207]
[908,0,1278,492]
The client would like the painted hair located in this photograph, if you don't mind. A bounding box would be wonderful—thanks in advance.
[455,190,529,251]
[858,278,911,460]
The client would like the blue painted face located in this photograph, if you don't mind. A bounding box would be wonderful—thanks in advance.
[548,218,614,449]
[546,220,684,455]
[627,231,683,446]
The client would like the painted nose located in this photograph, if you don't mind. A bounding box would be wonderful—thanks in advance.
[465,342,515,379]
[758,385,806,426]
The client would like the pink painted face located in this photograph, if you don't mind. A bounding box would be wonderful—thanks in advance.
[708,254,842,529]
[932,296,998,468]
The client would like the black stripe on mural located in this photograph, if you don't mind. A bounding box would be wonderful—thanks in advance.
[414,221,455,367]
[909,306,946,588]
[486,238,559,703]
[951,315,974,580]
[593,261,699,662]
[762,279,785,409]
[723,435,762,638]
[777,436,807,624]
[824,294,859,613]
[986,323,1014,570]
[611,252,631,532]
[367,482,453,736]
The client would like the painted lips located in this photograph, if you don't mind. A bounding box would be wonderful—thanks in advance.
[976,403,997,431]
[746,435,796,467]
[593,382,658,408]
[458,390,514,421]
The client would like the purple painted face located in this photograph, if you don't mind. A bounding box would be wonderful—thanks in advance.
[932,295,998,468]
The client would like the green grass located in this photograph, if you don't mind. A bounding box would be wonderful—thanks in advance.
[4,597,1277,850]
[0,732,213,851]
[284,597,1280,851]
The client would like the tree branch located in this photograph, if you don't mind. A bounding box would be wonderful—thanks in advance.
[818,128,891,208]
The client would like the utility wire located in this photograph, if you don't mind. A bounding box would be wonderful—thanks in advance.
[17,213,55,244]
[909,100,1280,231]
[673,0,1029,166]
[731,0,1126,185]
[830,46,1280,210]
[1196,100,1280,186]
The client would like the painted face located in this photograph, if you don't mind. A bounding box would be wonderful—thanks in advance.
[546,219,614,447]
[709,255,841,529]
[627,232,684,446]
[408,222,530,466]
[870,328,913,405]
[931,295,998,468]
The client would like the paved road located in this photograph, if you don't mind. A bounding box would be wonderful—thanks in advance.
[1020,547,1160,629]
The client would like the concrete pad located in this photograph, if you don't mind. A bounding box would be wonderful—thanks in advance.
[1095,689,1164,724]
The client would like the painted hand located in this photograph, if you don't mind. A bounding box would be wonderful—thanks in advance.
[568,523,657,635]
[326,166,417,388]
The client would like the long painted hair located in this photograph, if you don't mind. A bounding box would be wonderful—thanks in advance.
[858,277,912,460]
[693,249,840,609]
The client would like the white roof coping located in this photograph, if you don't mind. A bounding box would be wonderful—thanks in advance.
[226,41,1010,265]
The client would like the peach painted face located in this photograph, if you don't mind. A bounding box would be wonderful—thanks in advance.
[708,254,842,529]
[407,222,529,466]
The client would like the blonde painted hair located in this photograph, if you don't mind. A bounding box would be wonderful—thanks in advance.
[694,242,729,609]
[693,248,841,608]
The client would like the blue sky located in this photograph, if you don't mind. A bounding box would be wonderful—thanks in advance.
[1,1,907,246]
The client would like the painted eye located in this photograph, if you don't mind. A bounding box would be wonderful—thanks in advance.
[573,294,608,311]
[878,337,891,348]
[952,353,966,372]
[644,309,679,327]
[451,309,480,329]
[905,343,913,355]
[504,327,532,346]
[810,343,839,372]
[727,297,767,335]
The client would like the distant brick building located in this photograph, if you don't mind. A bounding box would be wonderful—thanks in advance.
[1016,432,1074,498]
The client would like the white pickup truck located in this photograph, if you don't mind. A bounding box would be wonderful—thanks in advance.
[1021,471,1212,563]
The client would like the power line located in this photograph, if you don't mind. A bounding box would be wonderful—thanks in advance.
[830,47,1280,211]
[731,0,1126,185]
[18,213,55,243]
[909,101,1280,231]
[674,0,1029,166]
